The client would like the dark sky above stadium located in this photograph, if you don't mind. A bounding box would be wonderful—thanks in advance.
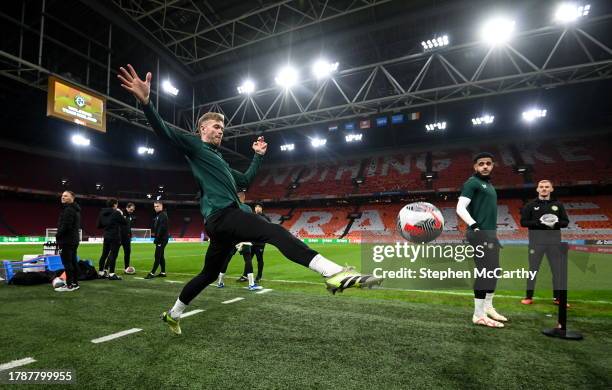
[1,0,610,167]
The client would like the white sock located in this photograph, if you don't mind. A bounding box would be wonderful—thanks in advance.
[169,298,187,319]
[217,273,225,284]
[247,273,255,286]
[484,293,494,310]
[308,254,344,277]
[474,298,485,318]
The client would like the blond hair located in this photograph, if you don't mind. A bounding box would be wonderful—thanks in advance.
[538,179,553,186]
[197,112,225,131]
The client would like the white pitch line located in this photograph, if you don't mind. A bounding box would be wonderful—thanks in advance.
[181,309,204,318]
[91,328,142,344]
[134,277,145,280]
[222,297,244,304]
[256,288,273,294]
[136,273,612,305]
[165,280,184,284]
[0,357,36,372]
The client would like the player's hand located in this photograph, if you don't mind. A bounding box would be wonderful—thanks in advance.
[253,136,267,155]
[118,64,151,105]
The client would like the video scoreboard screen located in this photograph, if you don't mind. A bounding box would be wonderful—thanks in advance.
[46,76,106,132]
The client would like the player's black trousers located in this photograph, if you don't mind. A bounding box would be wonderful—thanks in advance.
[251,245,265,280]
[219,246,254,275]
[121,236,132,269]
[151,239,168,274]
[179,205,317,304]
[467,231,500,299]
[98,239,120,273]
[59,244,79,286]
[525,243,565,299]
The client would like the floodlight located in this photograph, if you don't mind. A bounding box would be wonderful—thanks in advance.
[481,17,515,45]
[421,35,449,50]
[162,80,179,96]
[275,66,299,88]
[137,146,155,155]
[237,79,255,94]
[345,133,363,142]
[425,122,446,131]
[71,134,90,146]
[312,59,339,79]
[310,137,327,148]
[471,115,495,126]
[522,108,547,122]
[280,143,295,151]
[555,3,590,23]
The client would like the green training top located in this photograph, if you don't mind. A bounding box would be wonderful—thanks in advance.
[143,102,263,219]
[239,203,252,214]
[460,175,497,231]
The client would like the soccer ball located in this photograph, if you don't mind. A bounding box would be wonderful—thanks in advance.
[397,202,444,243]
[125,266,136,275]
[52,277,66,289]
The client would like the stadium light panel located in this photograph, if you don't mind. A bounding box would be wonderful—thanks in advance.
[555,3,590,23]
[146,194,152,199]
[275,66,299,89]
[421,35,449,51]
[471,114,495,126]
[162,80,179,96]
[237,79,255,94]
[312,59,339,79]
[310,137,327,148]
[71,134,90,146]
[95,183,103,191]
[425,122,447,132]
[280,143,295,151]
[522,108,547,122]
[480,17,515,45]
[137,146,155,155]
[345,133,363,143]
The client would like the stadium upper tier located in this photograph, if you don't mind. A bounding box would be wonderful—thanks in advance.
[0,134,609,200]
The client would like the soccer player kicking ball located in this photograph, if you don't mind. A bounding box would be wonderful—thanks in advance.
[456,152,507,328]
[118,64,382,335]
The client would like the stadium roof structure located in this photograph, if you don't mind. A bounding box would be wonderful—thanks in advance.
[0,0,611,163]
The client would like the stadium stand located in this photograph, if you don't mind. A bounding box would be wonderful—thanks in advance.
[1,196,610,240]
[1,135,609,201]
[248,135,611,200]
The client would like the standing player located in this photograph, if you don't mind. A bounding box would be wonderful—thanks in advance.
[121,202,136,274]
[217,191,262,290]
[456,152,507,328]
[118,64,381,335]
[145,201,169,279]
[55,191,81,292]
[520,180,569,305]
[251,203,271,283]
[97,199,126,280]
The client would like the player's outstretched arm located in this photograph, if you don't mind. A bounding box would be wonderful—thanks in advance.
[118,64,198,154]
[230,136,267,188]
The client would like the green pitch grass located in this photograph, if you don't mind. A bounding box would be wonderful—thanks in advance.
[1,243,611,389]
